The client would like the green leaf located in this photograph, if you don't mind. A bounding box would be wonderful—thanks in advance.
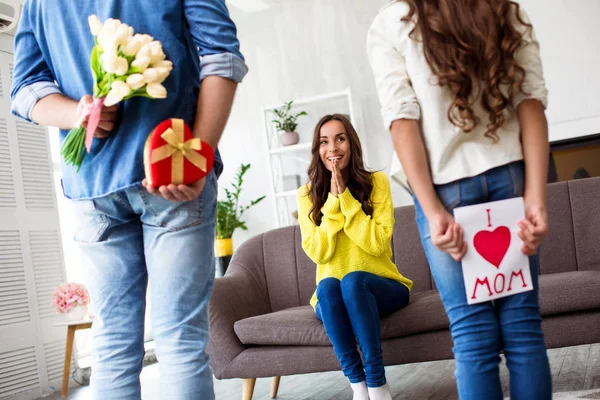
[271,100,307,132]
[122,87,148,101]
[90,47,99,97]
[128,65,143,74]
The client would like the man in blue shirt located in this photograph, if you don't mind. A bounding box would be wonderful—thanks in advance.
[11,1,248,399]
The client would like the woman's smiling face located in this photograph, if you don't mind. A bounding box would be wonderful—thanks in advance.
[319,119,351,172]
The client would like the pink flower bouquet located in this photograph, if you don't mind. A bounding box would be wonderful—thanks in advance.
[52,283,90,314]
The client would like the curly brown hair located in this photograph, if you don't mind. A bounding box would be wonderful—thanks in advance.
[402,0,532,140]
[307,114,373,226]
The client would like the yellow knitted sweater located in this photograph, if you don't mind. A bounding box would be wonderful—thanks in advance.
[297,171,413,308]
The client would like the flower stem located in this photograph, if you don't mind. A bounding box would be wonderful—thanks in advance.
[61,126,87,170]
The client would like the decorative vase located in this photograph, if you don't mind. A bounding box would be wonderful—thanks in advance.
[66,305,87,322]
[279,131,300,146]
[215,238,234,277]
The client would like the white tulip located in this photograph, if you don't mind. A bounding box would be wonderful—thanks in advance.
[150,50,166,64]
[148,41,162,53]
[103,91,122,107]
[102,42,119,60]
[104,81,132,107]
[142,67,169,84]
[121,37,142,56]
[155,67,170,83]
[136,44,152,60]
[126,74,146,90]
[113,80,132,96]
[88,15,103,36]
[102,49,119,73]
[99,18,120,38]
[97,18,121,49]
[98,32,121,51]
[114,24,131,46]
[97,33,114,50]
[128,26,134,37]
[131,56,151,71]
[114,57,129,76]
[146,83,167,99]
[142,68,159,83]
[138,34,154,45]
[151,60,173,71]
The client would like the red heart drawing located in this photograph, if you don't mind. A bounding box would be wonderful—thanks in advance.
[473,226,511,268]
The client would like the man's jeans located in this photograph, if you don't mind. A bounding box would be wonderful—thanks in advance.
[414,161,552,400]
[72,171,218,400]
[315,272,410,388]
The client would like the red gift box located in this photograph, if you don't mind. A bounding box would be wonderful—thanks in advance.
[144,118,214,187]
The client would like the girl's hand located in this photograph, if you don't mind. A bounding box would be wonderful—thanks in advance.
[428,210,468,261]
[517,202,549,256]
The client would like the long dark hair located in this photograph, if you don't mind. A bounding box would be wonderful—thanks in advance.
[306,114,373,225]
[402,0,532,140]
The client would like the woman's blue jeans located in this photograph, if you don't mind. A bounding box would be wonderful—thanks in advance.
[315,271,410,388]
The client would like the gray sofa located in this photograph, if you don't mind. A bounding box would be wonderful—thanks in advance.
[207,177,600,399]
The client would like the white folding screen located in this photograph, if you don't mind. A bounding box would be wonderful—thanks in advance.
[0,49,71,400]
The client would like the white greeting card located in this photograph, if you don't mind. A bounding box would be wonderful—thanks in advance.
[453,197,533,305]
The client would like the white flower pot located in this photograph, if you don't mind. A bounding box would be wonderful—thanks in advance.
[66,305,88,322]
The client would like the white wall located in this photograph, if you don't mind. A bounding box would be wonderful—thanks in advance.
[220,0,402,250]
[520,0,600,142]
[221,0,600,249]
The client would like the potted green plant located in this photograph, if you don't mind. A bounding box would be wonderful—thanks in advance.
[215,163,266,276]
[272,100,308,146]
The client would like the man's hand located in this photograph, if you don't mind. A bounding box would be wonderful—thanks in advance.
[428,210,468,261]
[76,95,118,138]
[142,177,206,202]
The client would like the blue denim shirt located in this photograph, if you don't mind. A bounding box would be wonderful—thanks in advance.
[10,0,248,199]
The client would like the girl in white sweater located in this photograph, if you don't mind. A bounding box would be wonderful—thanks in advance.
[368,1,552,399]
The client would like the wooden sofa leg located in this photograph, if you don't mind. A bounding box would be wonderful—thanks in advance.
[242,378,256,400]
[271,376,281,398]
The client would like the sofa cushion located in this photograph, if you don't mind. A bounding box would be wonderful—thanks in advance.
[538,270,600,315]
[234,270,600,346]
[235,305,330,346]
[234,290,448,346]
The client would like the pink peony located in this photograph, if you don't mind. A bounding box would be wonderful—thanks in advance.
[51,283,90,313]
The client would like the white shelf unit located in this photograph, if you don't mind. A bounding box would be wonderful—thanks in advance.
[269,142,311,155]
[262,88,365,228]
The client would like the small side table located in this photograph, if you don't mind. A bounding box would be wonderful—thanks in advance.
[53,319,93,398]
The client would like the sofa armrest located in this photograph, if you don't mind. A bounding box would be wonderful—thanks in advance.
[208,235,272,378]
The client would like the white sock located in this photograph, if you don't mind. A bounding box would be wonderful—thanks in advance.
[350,381,369,400]
[368,383,392,400]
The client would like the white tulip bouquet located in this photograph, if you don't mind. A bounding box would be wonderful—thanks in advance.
[61,15,173,171]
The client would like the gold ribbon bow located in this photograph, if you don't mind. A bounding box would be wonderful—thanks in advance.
[151,119,207,184]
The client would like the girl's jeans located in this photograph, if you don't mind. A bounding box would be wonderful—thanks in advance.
[413,161,552,400]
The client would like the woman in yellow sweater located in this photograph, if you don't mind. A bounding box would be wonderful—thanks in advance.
[297,114,413,400]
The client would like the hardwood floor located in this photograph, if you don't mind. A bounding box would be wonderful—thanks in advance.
[41,344,600,400]
[214,344,600,399]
